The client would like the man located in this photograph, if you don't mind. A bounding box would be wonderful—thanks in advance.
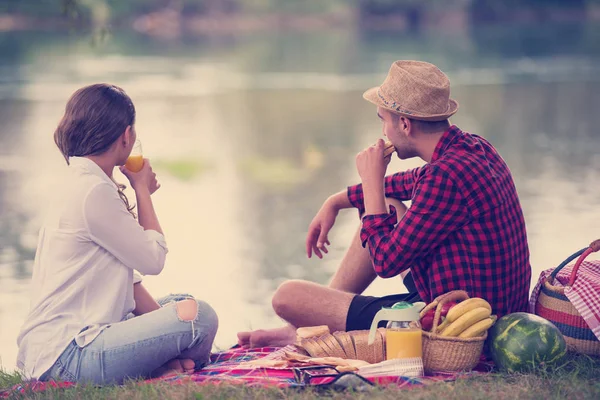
[238,60,531,348]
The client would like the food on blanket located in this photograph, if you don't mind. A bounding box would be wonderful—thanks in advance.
[383,140,396,158]
[420,301,458,332]
[238,359,290,369]
[302,356,370,371]
[283,350,311,361]
[297,325,330,339]
[350,330,371,363]
[445,297,492,323]
[238,350,370,371]
[441,307,492,337]
[489,312,567,372]
[333,331,357,360]
[298,330,385,364]
[321,334,347,358]
[458,315,497,338]
[301,338,325,358]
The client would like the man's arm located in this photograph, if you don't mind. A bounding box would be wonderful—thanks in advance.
[348,168,423,216]
[361,168,469,278]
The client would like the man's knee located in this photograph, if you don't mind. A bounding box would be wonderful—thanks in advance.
[272,280,308,318]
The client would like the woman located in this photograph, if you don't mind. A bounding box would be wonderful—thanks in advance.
[16,84,218,385]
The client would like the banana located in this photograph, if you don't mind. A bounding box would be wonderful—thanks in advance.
[458,316,498,338]
[435,318,451,334]
[445,297,492,323]
[441,307,492,337]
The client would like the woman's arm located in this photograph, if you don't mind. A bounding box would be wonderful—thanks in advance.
[133,282,161,316]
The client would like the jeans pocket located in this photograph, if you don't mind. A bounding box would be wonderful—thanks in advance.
[46,340,79,382]
[55,360,78,382]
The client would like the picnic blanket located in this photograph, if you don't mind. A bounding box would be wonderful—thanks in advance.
[529,260,600,341]
[2,345,492,397]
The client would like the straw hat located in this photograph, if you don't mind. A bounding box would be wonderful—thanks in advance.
[363,60,459,121]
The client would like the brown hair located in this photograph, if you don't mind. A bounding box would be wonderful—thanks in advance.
[54,83,137,217]
[391,113,450,134]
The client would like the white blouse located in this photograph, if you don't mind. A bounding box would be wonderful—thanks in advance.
[16,157,168,379]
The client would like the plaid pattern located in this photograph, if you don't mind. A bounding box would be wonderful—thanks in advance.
[1,346,491,397]
[348,126,531,319]
[529,260,600,341]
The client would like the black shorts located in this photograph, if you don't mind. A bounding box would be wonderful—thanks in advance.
[345,273,422,331]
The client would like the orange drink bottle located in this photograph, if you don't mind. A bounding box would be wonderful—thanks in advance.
[125,139,143,172]
[368,301,426,360]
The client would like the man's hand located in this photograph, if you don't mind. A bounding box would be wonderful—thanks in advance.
[356,139,390,186]
[306,197,340,259]
[357,140,390,215]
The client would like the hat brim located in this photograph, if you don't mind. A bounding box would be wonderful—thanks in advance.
[362,86,459,122]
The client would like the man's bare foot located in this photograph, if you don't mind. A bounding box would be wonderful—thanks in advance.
[237,325,297,348]
[153,358,195,378]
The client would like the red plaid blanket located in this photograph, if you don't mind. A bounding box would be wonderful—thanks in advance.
[529,260,600,341]
[2,346,491,396]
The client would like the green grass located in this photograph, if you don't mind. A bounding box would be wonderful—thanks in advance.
[1,353,599,399]
[152,159,212,181]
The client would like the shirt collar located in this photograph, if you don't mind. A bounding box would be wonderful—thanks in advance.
[430,125,462,163]
[68,156,118,188]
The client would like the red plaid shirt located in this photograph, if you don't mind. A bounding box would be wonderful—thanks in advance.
[348,126,531,318]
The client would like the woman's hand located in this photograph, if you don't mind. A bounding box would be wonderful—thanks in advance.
[120,158,160,195]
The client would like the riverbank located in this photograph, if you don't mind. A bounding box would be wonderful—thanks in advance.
[2,4,600,38]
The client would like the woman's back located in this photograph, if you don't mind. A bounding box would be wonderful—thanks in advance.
[16,157,159,378]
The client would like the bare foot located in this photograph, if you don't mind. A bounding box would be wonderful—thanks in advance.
[179,358,195,374]
[152,358,195,378]
[237,325,297,348]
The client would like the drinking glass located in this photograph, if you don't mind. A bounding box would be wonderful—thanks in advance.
[125,139,144,172]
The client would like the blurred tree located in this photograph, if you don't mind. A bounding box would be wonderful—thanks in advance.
[470,0,586,23]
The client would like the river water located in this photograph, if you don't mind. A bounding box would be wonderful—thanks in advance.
[1,24,600,370]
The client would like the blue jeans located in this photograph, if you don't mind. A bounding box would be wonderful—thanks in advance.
[39,294,218,385]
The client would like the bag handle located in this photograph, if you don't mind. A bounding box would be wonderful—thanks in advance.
[549,239,600,286]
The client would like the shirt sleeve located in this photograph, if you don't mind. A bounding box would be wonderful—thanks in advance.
[360,166,469,278]
[347,167,423,216]
[83,182,168,276]
[133,271,143,284]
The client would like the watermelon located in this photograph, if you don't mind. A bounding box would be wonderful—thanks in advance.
[489,312,567,373]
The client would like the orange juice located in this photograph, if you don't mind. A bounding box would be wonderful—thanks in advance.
[385,328,422,359]
[125,155,144,172]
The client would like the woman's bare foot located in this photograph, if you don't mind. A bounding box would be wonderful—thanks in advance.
[153,358,195,378]
[237,325,297,348]
[179,358,195,374]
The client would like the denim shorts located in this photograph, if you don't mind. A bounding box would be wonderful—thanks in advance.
[39,293,218,385]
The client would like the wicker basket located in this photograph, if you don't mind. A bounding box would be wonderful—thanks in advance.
[535,240,600,356]
[420,290,486,373]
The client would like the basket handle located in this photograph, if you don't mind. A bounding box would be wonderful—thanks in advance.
[419,290,469,334]
[549,239,600,286]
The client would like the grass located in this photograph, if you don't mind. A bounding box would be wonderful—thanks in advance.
[1,353,599,399]
[152,159,212,181]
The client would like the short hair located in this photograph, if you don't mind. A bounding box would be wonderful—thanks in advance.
[390,113,450,133]
[410,119,450,134]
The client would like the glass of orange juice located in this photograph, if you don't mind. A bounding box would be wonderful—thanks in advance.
[125,139,144,172]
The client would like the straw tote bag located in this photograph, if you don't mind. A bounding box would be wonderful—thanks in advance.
[534,241,600,356]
